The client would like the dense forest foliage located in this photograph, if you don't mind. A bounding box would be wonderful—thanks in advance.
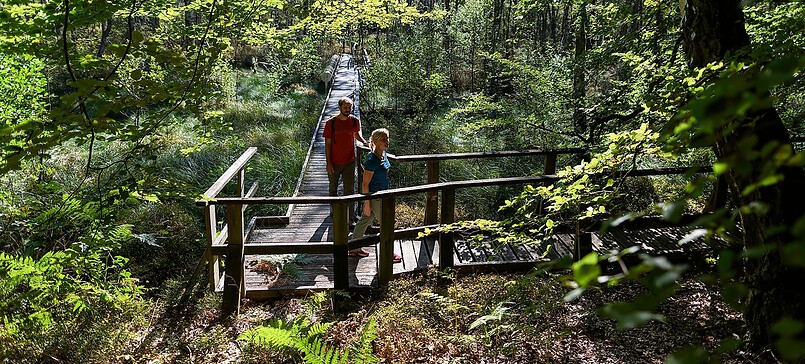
[1,0,804,362]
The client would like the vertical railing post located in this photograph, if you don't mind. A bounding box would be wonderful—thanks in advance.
[425,160,440,225]
[379,196,396,285]
[237,168,246,298]
[332,201,350,290]
[356,149,363,192]
[222,203,244,317]
[356,149,364,223]
[439,188,455,270]
[238,168,245,197]
[204,206,220,290]
[574,220,593,261]
[545,153,557,175]
[238,168,247,297]
[540,153,557,214]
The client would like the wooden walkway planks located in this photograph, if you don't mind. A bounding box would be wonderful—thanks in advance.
[238,53,731,298]
[244,53,377,297]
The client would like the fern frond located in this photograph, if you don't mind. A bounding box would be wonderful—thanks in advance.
[339,349,350,364]
[239,316,353,364]
[238,325,295,348]
[108,224,134,244]
[302,337,335,364]
[352,317,379,364]
[281,262,308,280]
[418,292,470,312]
[294,253,315,265]
[307,321,332,336]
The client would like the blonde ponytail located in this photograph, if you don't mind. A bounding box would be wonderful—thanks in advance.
[369,128,389,152]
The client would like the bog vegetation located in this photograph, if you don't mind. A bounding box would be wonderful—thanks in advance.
[1,0,804,362]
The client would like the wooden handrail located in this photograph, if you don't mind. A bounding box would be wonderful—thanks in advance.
[202,147,258,199]
[354,146,581,225]
[357,146,582,162]
[199,166,711,207]
[201,175,557,206]
[390,148,585,162]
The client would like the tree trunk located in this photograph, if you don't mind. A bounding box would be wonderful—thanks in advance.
[560,2,570,50]
[572,2,587,137]
[681,0,805,349]
[96,18,113,58]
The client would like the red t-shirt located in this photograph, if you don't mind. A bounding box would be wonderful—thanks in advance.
[323,115,361,164]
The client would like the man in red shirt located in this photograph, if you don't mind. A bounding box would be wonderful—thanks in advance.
[324,97,369,223]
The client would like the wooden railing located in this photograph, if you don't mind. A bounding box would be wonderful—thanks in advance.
[198,147,259,293]
[357,147,586,225]
[197,144,711,316]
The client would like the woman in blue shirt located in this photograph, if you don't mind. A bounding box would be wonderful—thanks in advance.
[349,128,401,263]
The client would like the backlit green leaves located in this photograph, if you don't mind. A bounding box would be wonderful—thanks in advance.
[0,53,48,173]
[772,318,805,362]
[571,252,600,288]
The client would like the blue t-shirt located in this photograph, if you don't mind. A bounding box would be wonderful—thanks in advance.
[363,151,390,193]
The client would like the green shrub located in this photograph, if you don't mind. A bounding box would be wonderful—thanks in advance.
[0,222,145,362]
[239,316,378,364]
[119,202,204,287]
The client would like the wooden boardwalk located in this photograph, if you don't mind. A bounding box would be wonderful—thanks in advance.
[244,53,373,297]
[236,54,729,299]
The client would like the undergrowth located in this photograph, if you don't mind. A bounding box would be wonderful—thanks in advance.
[372,269,568,362]
[239,316,378,363]
[0,71,324,362]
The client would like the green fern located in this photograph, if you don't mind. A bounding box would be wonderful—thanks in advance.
[469,301,514,331]
[238,316,378,364]
[258,253,313,281]
[419,292,471,313]
[352,317,378,364]
[419,292,472,336]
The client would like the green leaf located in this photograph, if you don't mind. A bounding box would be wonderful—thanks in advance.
[759,174,782,187]
[601,302,664,330]
[771,318,805,336]
[713,162,729,176]
[665,346,709,364]
[131,30,144,43]
[776,337,805,362]
[781,242,805,267]
[661,202,684,223]
[572,252,600,287]
[563,287,585,302]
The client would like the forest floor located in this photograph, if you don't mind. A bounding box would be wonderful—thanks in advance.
[134,268,776,363]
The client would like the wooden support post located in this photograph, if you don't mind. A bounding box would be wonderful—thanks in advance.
[356,149,364,223]
[379,196,396,285]
[222,203,244,317]
[539,153,558,214]
[357,149,363,190]
[439,188,455,270]
[332,202,350,290]
[425,160,440,226]
[574,221,593,261]
[237,168,247,298]
[545,153,557,175]
[704,175,728,212]
[238,169,245,197]
[204,206,220,290]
